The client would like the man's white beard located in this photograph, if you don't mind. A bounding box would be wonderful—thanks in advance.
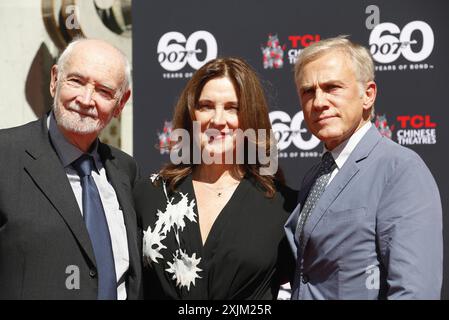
[53,91,109,135]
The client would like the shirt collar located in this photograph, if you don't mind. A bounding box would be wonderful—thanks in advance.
[47,112,101,172]
[323,121,372,169]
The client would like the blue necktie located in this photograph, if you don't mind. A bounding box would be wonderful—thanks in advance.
[72,154,117,300]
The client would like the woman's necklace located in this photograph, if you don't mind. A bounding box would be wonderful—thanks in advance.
[197,181,240,197]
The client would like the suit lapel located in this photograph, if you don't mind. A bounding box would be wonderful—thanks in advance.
[99,144,141,297]
[300,126,383,256]
[23,118,96,265]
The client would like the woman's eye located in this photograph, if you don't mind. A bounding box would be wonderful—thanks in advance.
[226,106,239,113]
[198,104,213,110]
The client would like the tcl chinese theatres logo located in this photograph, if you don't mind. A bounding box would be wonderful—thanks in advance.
[261,34,286,69]
[374,114,437,145]
[261,34,320,68]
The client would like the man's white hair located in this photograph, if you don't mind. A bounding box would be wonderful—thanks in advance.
[56,37,132,100]
[294,35,376,118]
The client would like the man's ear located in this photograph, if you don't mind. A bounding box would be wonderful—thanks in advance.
[50,65,59,98]
[113,89,131,118]
[362,81,377,111]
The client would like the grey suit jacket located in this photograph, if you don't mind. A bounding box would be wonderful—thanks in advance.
[285,126,443,299]
[0,117,142,299]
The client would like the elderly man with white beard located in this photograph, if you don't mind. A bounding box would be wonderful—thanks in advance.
[0,38,142,300]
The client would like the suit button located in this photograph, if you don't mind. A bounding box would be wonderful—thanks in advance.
[89,270,97,278]
[302,274,309,284]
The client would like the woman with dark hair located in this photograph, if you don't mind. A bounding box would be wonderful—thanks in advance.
[134,57,297,299]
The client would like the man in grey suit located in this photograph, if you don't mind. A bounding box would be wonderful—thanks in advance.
[285,36,442,299]
[0,38,141,299]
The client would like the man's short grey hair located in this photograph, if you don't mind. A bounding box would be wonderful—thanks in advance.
[56,37,132,100]
[294,35,375,86]
[294,35,376,118]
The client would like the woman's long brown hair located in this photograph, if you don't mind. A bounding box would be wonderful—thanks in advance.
[157,57,283,197]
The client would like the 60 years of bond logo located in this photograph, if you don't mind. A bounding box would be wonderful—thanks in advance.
[270,110,321,159]
[368,20,435,72]
[157,31,218,79]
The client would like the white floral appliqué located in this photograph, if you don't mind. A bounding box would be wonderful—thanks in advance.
[142,176,202,291]
[166,249,202,291]
[143,225,166,264]
[156,192,197,236]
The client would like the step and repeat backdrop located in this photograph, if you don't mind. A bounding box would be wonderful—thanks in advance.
[132,0,449,297]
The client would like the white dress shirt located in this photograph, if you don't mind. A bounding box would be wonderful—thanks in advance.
[48,113,129,300]
[324,121,372,186]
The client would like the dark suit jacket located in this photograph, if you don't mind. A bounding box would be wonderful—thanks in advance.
[0,117,142,299]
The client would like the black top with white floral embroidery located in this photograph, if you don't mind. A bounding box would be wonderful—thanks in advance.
[134,174,297,300]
